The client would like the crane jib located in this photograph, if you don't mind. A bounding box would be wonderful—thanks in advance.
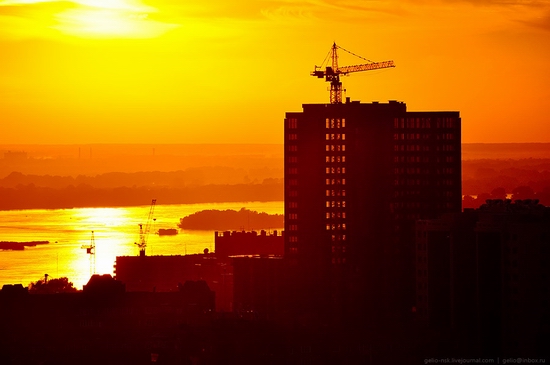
[338,61,395,75]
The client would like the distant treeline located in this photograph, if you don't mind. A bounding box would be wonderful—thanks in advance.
[0,169,282,189]
[463,186,550,209]
[178,208,284,231]
[463,158,550,195]
[2,157,550,210]
[462,158,550,208]
[0,182,283,210]
[0,144,284,178]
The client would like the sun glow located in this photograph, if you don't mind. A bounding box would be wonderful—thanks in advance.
[0,0,177,38]
[69,208,138,285]
[75,207,130,228]
[53,8,174,38]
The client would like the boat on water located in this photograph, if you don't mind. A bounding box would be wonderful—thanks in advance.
[158,228,178,236]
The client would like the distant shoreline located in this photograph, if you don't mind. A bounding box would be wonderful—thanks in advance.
[0,241,49,251]
[0,183,284,211]
[178,208,284,231]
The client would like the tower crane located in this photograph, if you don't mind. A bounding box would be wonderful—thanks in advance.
[81,230,96,276]
[311,42,395,104]
[135,199,156,257]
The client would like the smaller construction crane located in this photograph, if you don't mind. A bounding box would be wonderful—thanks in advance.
[135,199,156,257]
[81,230,96,277]
[312,42,395,104]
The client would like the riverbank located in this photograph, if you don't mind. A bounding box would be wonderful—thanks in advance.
[0,241,48,251]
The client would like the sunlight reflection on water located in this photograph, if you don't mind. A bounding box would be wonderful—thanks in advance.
[0,202,283,289]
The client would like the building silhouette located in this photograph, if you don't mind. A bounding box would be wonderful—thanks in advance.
[115,252,233,312]
[0,275,215,365]
[284,100,461,328]
[115,230,284,313]
[415,209,479,356]
[415,199,550,357]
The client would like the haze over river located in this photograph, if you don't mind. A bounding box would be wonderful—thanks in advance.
[0,201,283,289]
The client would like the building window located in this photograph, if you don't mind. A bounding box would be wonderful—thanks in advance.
[288,118,298,129]
[288,133,298,141]
[288,145,298,152]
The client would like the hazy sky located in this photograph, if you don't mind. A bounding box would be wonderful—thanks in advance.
[1,0,549,144]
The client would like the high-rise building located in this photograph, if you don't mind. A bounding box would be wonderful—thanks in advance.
[284,100,461,327]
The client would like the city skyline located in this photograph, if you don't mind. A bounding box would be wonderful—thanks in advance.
[1,2,550,363]
[1,0,549,145]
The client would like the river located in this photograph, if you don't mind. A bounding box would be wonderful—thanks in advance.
[0,201,284,289]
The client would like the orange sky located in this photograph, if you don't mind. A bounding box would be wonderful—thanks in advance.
[1,0,549,144]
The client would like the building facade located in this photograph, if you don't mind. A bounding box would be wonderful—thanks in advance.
[284,100,461,326]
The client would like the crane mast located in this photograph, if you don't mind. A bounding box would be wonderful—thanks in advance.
[135,199,156,257]
[312,42,395,104]
[81,230,96,277]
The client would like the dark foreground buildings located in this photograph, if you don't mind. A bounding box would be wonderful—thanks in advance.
[416,199,550,358]
[0,275,216,365]
[284,100,461,328]
[114,230,284,313]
